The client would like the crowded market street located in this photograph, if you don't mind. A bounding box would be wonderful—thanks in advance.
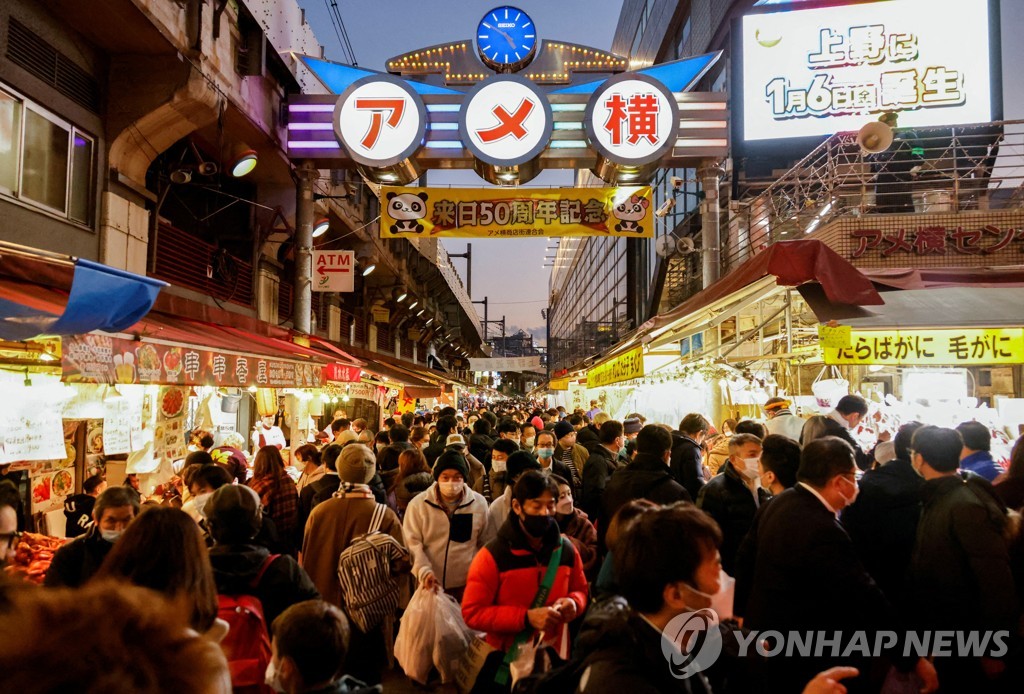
[1,0,1023,692]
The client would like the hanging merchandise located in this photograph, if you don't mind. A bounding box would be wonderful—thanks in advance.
[255,388,278,417]
[811,366,850,412]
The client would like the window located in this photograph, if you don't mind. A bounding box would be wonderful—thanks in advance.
[677,16,692,56]
[0,84,94,225]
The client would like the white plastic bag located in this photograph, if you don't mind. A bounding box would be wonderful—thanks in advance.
[432,590,475,683]
[394,587,437,684]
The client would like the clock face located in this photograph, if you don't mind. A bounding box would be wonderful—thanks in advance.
[477,6,537,72]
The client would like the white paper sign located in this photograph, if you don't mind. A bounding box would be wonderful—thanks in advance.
[0,386,67,463]
[103,398,134,455]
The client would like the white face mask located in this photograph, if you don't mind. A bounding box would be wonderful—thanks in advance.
[193,491,213,520]
[524,436,535,448]
[420,441,429,450]
[491,457,507,473]
[837,475,859,507]
[737,457,761,480]
[264,658,286,693]
[556,496,573,515]
[439,481,464,498]
[100,528,122,543]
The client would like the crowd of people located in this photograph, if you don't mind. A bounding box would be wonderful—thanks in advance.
[1,394,1023,693]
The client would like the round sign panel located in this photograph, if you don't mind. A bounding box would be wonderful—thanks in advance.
[584,72,680,166]
[334,75,427,167]
[459,75,552,167]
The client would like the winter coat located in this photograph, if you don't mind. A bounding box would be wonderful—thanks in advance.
[376,441,413,488]
[461,514,588,653]
[703,435,730,476]
[209,543,320,630]
[580,444,620,519]
[600,452,691,547]
[696,461,769,575]
[764,411,805,442]
[840,457,923,601]
[468,433,495,467]
[906,473,1018,633]
[403,482,497,590]
[670,432,706,499]
[960,450,1003,482]
[557,507,598,577]
[474,469,507,504]
[395,471,433,514]
[577,425,600,449]
[44,526,113,588]
[573,597,712,694]
[814,415,873,471]
[553,442,588,495]
[301,488,405,607]
[63,493,95,539]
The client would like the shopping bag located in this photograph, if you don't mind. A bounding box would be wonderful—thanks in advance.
[454,635,499,693]
[394,587,437,684]
[510,634,554,687]
[433,590,476,683]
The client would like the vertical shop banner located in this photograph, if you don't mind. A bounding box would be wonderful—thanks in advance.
[822,328,1024,366]
[587,346,645,388]
[381,186,654,238]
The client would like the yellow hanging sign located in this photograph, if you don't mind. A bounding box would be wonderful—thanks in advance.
[587,346,644,388]
[380,186,654,238]
[549,377,570,391]
[822,328,1024,366]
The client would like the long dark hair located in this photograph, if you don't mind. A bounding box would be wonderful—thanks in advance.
[294,444,321,467]
[97,506,218,632]
[253,445,286,480]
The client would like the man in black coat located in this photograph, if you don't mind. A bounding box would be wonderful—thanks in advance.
[376,424,413,489]
[744,436,936,694]
[580,420,624,519]
[45,487,139,588]
[300,444,343,523]
[671,413,710,499]
[425,415,457,467]
[841,421,925,601]
[696,433,769,575]
[812,394,874,471]
[905,425,1018,689]
[601,425,691,547]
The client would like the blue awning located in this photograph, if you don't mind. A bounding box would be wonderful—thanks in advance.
[0,258,167,341]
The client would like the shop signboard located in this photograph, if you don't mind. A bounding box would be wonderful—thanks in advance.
[549,377,569,391]
[587,345,644,388]
[468,356,543,372]
[381,186,654,238]
[822,328,1024,366]
[585,73,681,166]
[313,251,355,292]
[459,75,552,168]
[323,363,362,383]
[371,305,391,323]
[738,0,996,143]
[62,334,322,388]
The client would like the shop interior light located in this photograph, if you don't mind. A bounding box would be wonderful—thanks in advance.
[247,384,258,393]
[312,217,330,238]
[229,144,258,177]
[342,392,350,402]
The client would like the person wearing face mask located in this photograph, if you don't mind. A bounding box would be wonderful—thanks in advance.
[481,438,518,503]
[521,423,538,454]
[45,486,139,588]
[445,433,488,492]
[552,475,598,578]
[534,430,574,483]
[904,426,1017,690]
[462,471,589,671]
[696,433,769,576]
[266,600,380,694]
[403,450,496,601]
[580,420,625,519]
[815,394,874,471]
[744,436,938,694]
[253,414,287,451]
[183,463,233,528]
[393,448,434,517]
[489,450,543,528]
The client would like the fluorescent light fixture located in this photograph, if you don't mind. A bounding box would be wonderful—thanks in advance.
[361,263,376,276]
[229,144,258,177]
[312,217,330,238]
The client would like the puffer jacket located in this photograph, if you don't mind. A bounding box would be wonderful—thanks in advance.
[395,471,433,514]
[403,482,497,590]
[696,461,769,574]
[461,514,588,653]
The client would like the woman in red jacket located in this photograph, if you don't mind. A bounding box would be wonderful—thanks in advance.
[462,471,589,664]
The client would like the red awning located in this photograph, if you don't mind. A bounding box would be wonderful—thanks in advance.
[642,239,883,333]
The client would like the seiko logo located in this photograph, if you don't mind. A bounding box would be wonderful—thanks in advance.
[497,22,516,27]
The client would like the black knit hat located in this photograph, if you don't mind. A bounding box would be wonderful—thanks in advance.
[433,450,470,481]
[506,450,542,482]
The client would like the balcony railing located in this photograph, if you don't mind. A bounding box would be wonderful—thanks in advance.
[723,119,1024,274]
[153,223,253,307]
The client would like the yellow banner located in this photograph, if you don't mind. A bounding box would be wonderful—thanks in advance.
[549,377,569,391]
[381,186,654,238]
[587,346,644,388]
[822,329,1024,366]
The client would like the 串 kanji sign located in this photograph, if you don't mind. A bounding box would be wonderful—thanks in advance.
[822,328,1024,366]
[381,185,653,238]
[312,250,355,292]
[585,73,680,166]
[459,75,552,166]
[334,75,427,167]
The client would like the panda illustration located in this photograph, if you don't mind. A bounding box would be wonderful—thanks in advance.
[387,191,429,234]
[612,194,649,234]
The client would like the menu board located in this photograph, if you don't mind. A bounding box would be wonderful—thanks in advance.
[0,393,67,464]
[63,334,323,388]
[102,398,133,455]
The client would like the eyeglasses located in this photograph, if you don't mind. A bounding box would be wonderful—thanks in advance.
[1,531,22,550]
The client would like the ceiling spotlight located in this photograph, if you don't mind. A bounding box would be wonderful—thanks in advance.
[416,309,425,317]
[408,300,418,310]
[312,217,330,238]
[393,287,408,303]
[229,143,258,177]
[425,318,433,325]
[170,169,191,184]
[361,263,376,277]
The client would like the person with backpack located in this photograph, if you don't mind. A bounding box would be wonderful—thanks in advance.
[301,444,406,686]
[403,449,496,601]
[267,600,381,693]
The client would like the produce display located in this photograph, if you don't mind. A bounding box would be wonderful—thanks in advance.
[5,532,66,585]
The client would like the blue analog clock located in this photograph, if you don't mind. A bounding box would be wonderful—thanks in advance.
[476,6,537,73]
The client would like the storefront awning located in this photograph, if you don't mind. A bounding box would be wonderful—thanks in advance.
[800,267,1024,329]
[0,256,165,341]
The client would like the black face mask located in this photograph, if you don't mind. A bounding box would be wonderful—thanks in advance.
[520,513,556,538]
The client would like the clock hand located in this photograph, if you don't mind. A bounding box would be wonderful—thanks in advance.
[483,22,517,50]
